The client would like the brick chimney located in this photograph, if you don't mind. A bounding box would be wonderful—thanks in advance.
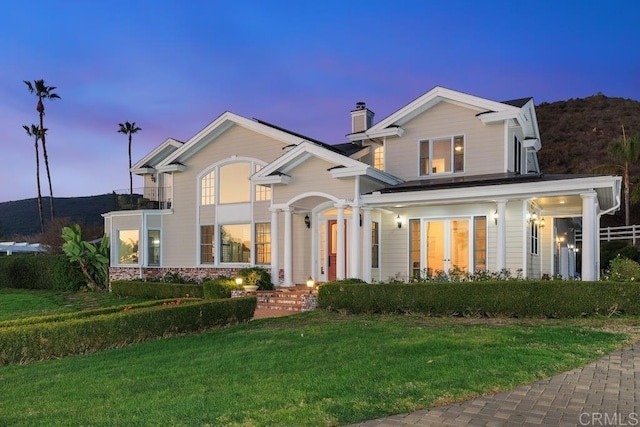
[351,101,374,134]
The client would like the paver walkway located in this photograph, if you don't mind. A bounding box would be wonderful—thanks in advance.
[354,342,640,426]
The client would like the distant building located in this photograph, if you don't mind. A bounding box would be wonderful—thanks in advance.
[0,242,47,255]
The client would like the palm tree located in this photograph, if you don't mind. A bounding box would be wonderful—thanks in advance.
[24,79,60,221]
[601,125,640,226]
[23,124,46,233]
[118,121,142,203]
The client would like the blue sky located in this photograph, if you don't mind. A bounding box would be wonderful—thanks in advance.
[1,0,638,202]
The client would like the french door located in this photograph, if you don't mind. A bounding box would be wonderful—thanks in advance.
[327,219,347,281]
[425,219,470,275]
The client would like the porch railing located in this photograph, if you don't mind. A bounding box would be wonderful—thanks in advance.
[114,187,172,210]
[576,225,640,245]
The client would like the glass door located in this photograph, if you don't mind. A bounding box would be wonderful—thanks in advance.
[425,219,470,275]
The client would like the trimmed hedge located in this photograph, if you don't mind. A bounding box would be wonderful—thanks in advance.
[203,277,237,299]
[110,280,204,298]
[0,255,85,291]
[0,296,256,365]
[317,281,640,318]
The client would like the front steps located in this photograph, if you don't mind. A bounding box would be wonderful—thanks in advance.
[251,287,318,313]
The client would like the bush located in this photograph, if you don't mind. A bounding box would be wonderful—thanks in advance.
[110,280,203,299]
[604,256,640,282]
[0,255,57,289]
[317,281,640,318]
[0,296,257,365]
[51,255,87,291]
[203,277,237,299]
[601,241,640,268]
[237,267,273,290]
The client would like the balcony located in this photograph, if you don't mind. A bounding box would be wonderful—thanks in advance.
[114,187,172,210]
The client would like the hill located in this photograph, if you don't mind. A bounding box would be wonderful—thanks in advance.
[0,194,118,239]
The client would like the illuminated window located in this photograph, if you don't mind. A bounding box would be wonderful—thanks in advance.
[473,217,486,272]
[371,221,379,268]
[419,135,464,175]
[255,223,271,264]
[409,219,421,280]
[255,165,271,201]
[373,145,384,170]
[221,224,251,263]
[220,163,251,204]
[118,229,139,265]
[201,171,215,205]
[200,225,215,264]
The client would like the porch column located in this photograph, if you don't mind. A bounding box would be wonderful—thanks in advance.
[337,205,345,280]
[283,207,294,286]
[270,208,279,285]
[362,207,372,283]
[350,204,361,279]
[496,199,507,271]
[581,192,598,281]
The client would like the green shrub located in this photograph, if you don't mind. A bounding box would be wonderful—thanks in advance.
[0,296,256,365]
[237,267,273,290]
[317,281,640,318]
[605,256,640,282]
[601,241,640,268]
[0,255,57,289]
[51,255,87,291]
[203,277,237,299]
[110,280,203,298]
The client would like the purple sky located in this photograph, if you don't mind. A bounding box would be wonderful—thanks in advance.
[1,0,639,202]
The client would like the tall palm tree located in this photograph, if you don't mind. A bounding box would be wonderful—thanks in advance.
[603,125,640,226]
[24,79,60,221]
[118,121,142,203]
[23,124,46,233]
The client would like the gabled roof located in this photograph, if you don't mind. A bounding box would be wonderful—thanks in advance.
[252,140,403,186]
[131,138,183,174]
[156,112,314,172]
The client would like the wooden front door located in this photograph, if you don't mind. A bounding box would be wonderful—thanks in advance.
[327,219,347,281]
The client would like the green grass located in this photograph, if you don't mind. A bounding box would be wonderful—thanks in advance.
[0,288,144,322]
[0,311,632,426]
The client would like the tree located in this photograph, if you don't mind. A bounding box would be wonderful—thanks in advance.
[118,121,142,203]
[600,125,640,226]
[24,79,60,221]
[22,124,46,233]
[61,224,110,291]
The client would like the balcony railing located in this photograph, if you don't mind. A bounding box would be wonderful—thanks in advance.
[114,187,172,210]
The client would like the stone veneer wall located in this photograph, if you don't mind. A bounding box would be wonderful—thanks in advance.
[109,267,285,284]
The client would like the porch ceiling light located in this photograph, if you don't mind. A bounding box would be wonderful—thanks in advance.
[396,215,402,228]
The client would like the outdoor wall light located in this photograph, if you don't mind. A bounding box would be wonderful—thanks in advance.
[306,276,315,288]
[304,214,311,229]
[235,277,243,286]
[396,215,402,228]
[539,217,546,228]
[492,210,498,225]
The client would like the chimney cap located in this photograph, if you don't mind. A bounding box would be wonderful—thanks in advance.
[355,101,366,110]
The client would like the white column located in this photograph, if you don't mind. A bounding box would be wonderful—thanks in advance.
[350,205,361,279]
[337,205,345,280]
[496,199,507,271]
[270,209,279,286]
[283,207,294,286]
[362,207,372,283]
[581,192,598,281]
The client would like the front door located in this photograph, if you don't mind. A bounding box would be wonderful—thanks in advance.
[425,219,469,275]
[327,219,347,281]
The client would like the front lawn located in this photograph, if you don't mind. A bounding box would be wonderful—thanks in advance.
[0,311,633,426]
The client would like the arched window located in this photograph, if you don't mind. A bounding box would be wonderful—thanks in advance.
[200,160,270,206]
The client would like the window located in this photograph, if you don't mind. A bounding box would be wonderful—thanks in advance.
[514,136,522,174]
[371,221,379,268]
[219,163,251,204]
[419,135,464,175]
[255,223,271,264]
[117,229,139,264]
[409,219,421,280]
[373,145,384,170]
[201,171,215,205]
[473,216,486,272]
[221,224,251,263]
[530,222,539,255]
[200,225,215,264]
[255,165,271,201]
[147,230,160,266]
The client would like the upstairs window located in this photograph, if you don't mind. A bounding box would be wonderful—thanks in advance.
[373,145,384,171]
[200,160,270,206]
[420,135,464,176]
[201,171,215,205]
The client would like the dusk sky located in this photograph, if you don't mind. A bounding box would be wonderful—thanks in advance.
[1,0,638,203]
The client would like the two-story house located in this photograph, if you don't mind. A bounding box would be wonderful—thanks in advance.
[103,86,621,285]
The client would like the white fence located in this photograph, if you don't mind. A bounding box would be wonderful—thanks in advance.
[576,225,640,245]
